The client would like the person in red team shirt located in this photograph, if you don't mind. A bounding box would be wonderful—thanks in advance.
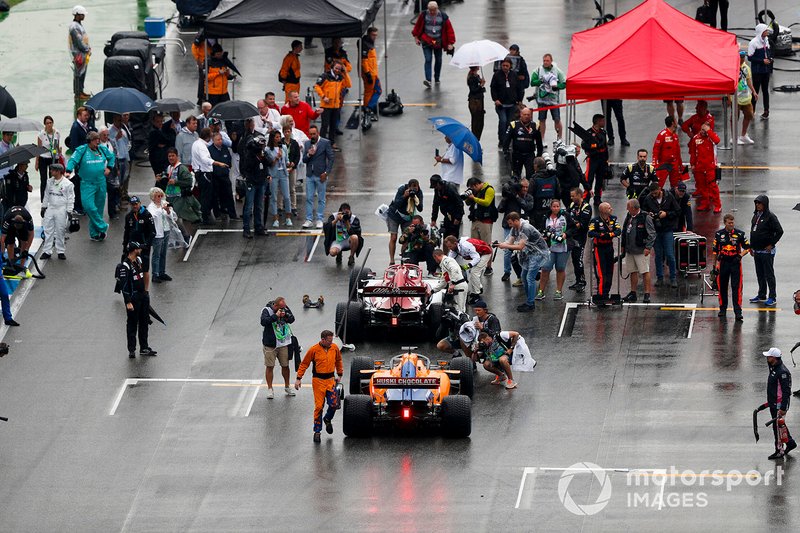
[280,90,321,135]
[652,116,683,189]
[681,100,715,141]
[689,122,721,213]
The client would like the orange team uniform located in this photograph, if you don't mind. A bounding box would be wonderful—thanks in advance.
[652,128,683,188]
[296,341,343,433]
[361,43,380,111]
[689,129,721,211]
[279,52,301,103]
[191,40,210,101]
[206,64,230,100]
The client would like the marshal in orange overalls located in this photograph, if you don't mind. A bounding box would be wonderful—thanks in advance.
[296,336,343,434]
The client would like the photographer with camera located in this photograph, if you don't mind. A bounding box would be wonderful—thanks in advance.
[430,174,464,239]
[387,179,424,264]
[324,203,362,266]
[567,188,592,293]
[620,149,657,200]
[496,212,550,312]
[554,140,587,208]
[207,43,236,105]
[261,297,297,400]
[443,235,492,304]
[498,177,534,283]
[240,134,269,238]
[621,198,655,303]
[502,108,543,180]
[399,214,440,275]
[432,248,468,314]
[536,199,569,301]
[581,113,609,209]
[530,156,560,231]
[464,177,497,262]
[640,182,680,288]
[475,331,523,390]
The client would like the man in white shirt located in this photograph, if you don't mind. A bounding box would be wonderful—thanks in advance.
[442,235,492,303]
[0,131,15,180]
[191,128,226,224]
[432,247,467,313]
[434,135,464,186]
[196,102,213,131]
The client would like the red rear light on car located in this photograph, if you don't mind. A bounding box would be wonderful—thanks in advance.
[391,317,398,326]
[402,407,411,419]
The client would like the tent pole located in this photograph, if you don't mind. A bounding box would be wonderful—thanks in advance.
[231,40,236,100]
[732,96,738,212]
[719,94,730,150]
[204,42,209,101]
[383,1,389,91]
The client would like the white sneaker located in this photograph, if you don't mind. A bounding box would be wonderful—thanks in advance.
[315,220,323,229]
[301,220,313,229]
[743,134,754,144]
[272,219,280,228]
[266,388,274,399]
[285,386,296,397]
[285,218,293,227]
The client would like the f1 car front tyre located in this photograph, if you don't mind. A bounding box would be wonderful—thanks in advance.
[349,355,374,395]
[343,394,373,437]
[348,267,373,301]
[335,301,363,343]
[449,356,474,399]
[441,395,471,438]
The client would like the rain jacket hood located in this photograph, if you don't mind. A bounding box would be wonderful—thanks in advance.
[753,194,770,213]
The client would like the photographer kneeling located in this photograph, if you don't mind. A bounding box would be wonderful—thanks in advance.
[0,206,34,275]
[399,214,440,275]
[323,202,362,266]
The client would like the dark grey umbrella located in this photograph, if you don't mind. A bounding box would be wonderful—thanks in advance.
[86,87,156,114]
[209,100,258,121]
[793,203,800,212]
[0,86,16,118]
[0,144,49,172]
[155,97,196,113]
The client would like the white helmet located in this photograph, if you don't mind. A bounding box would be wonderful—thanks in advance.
[72,5,88,16]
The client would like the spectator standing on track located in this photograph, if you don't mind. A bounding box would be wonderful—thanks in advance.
[640,183,679,288]
[279,41,303,104]
[490,59,521,148]
[240,134,268,239]
[192,128,221,225]
[265,130,292,228]
[689,122,721,213]
[652,116,682,189]
[502,107,543,180]
[536,199,569,301]
[748,24,774,120]
[387,179,424,263]
[148,114,171,176]
[2,163,32,211]
[163,148,201,235]
[208,132,236,223]
[587,202,620,304]
[435,136,464,186]
[530,53,566,143]
[108,114,131,202]
[736,50,757,145]
[146,187,176,284]
[466,66,485,140]
[295,330,343,443]
[412,1,456,89]
[764,347,796,460]
[280,91,321,136]
[603,99,628,147]
[67,106,96,215]
[430,174,464,239]
[302,126,335,229]
[621,198,655,304]
[708,0,729,31]
[98,128,120,219]
[174,116,199,171]
[581,113,608,208]
[749,195,783,307]
[261,297,297,400]
[116,241,156,359]
[496,212,550,313]
[620,149,657,200]
[122,196,155,291]
[35,116,62,201]
[713,213,749,321]
[278,125,301,220]
[567,187,592,293]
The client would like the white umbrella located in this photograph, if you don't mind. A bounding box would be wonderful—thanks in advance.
[449,39,509,69]
[0,117,41,133]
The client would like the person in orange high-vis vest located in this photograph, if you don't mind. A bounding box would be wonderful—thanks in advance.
[279,40,303,104]
[361,27,382,116]
[314,61,351,145]
[295,330,343,443]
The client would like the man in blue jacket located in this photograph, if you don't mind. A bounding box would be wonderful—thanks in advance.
[301,125,335,229]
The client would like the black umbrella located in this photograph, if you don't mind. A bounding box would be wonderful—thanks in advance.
[148,305,166,327]
[86,87,156,114]
[0,86,16,118]
[793,203,800,212]
[209,100,258,121]
[0,144,48,172]
[155,97,196,113]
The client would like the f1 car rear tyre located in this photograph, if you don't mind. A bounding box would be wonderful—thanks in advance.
[348,267,373,301]
[335,301,363,343]
[441,395,471,438]
[343,394,373,437]
[427,302,443,341]
[349,355,374,395]
[449,356,474,399]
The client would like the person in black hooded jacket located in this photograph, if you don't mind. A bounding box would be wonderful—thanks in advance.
[749,194,783,306]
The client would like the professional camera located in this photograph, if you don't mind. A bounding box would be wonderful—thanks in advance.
[246,134,267,153]
[501,179,522,199]
[553,139,576,165]
[542,151,555,172]
[459,190,474,201]
[491,240,500,248]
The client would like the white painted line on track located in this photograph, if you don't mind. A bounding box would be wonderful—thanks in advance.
[109,378,262,416]
[306,234,321,262]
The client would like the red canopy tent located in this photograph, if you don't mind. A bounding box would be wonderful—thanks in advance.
[566,0,739,100]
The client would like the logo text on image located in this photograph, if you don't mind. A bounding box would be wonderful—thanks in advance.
[557,462,613,516]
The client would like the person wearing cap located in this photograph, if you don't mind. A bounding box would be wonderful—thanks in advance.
[2,162,32,211]
[475,331,519,389]
[434,135,465,186]
[712,213,749,321]
[68,5,91,99]
[122,196,156,290]
[748,24,774,120]
[671,182,693,232]
[430,174,463,239]
[66,131,114,241]
[412,2,456,88]
[40,164,75,261]
[116,241,156,359]
[0,206,34,278]
[764,347,796,459]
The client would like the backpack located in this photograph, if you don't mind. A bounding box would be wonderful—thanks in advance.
[378,90,404,116]
[466,238,492,256]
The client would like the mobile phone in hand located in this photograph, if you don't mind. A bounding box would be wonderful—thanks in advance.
[435,149,440,157]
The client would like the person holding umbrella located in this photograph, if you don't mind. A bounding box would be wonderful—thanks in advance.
[116,241,157,359]
[66,131,115,241]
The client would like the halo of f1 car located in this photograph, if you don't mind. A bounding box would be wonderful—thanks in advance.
[342,347,473,438]
[335,263,449,343]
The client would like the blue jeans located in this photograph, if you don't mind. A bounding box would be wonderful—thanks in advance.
[305,175,327,222]
[521,253,548,306]
[151,236,168,277]
[422,45,443,82]
[243,182,267,232]
[654,230,676,280]
[269,173,291,216]
[503,227,512,275]
[496,105,515,142]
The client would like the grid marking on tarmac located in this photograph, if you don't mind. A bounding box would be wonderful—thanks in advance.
[558,302,697,338]
[109,378,262,416]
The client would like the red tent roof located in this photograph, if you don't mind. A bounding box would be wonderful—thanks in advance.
[566,0,739,100]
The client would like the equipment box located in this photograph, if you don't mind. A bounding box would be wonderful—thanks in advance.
[673,231,707,275]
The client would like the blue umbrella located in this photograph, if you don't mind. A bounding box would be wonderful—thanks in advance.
[85,87,156,114]
[427,116,483,164]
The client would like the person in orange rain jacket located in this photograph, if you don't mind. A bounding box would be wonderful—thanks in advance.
[279,40,303,104]
[191,33,216,104]
[314,61,351,147]
[361,27,382,117]
[324,38,352,74]
[689,122,721,212]
[206,44,235,106]
[652,116,683,189]
[295,330,344,443]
